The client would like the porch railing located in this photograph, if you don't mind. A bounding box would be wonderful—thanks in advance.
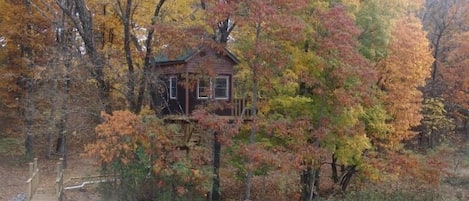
[233,98,252,118]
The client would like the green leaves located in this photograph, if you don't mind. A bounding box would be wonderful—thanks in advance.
[361,104,391,142]
[334,134,372,166]
[269,96,314,118]
[355,0,392,61]
[419,98,455,147]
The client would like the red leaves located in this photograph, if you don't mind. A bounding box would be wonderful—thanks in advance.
[314,4,377,109]
[317,5,361,58]
[240,143,295,172]
[192,108,241,145]
[443,31,469,109]
[376,151,448,188]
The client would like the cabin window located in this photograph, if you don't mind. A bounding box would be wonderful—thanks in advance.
[214,76,229,99]
[197,79,210,99]
[197,76,229,100]
[169,76,177,99]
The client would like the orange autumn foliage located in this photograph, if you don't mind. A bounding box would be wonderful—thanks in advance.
[85,111,148,164]
[377,15,433,149]
[84,110,172,167]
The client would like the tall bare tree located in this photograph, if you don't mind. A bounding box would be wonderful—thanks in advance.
[57,0,111,113]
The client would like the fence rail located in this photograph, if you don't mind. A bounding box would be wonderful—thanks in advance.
[26,158,39,201]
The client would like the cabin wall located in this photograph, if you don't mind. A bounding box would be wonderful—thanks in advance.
[153,48,236,116]
[186,49,234,75]
[162,74,233,116]
[155,64,186,75]
[165,74,186,115]
[188,74,233,116]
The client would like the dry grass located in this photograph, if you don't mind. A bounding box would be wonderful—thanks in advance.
[2,137,469,201]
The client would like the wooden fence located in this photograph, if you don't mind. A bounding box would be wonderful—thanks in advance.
[26,158,39,201]
[56,158,64,201]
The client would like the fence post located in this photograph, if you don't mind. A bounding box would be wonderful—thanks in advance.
[33,158,38,197]
[26,181,31,201]
[26,158,39,201]
[56,158,64,201]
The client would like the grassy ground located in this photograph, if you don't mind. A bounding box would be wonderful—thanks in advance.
[440,142,469,201]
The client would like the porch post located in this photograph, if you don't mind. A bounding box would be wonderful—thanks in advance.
[185,71,189,115]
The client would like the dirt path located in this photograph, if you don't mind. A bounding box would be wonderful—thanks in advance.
[30,186,56,201]
[0,151,100,201]
[60,153,101,201]
[31,152,102,201]
[0,161,28,201]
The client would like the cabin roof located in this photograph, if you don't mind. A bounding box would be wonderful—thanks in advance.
[153,46,240,66]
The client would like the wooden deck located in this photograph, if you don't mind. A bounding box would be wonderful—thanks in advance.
[162,98,253,123]
[153,98,253,147]
[163,114,251,123]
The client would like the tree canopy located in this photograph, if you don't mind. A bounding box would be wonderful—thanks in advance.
[1,0,463,200]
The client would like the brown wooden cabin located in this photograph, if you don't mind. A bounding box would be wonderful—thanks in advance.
[150,46,248,119]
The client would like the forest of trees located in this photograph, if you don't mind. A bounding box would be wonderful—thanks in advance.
[1,0,469,200]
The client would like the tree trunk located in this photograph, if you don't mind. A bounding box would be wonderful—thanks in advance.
[47,78,57,159]
[23,79,34,160]
[51,7,72,167]
[60,76,70,168]
[117,0,139,113]
[22,1,34,161]
[299,166,319,201]
[339,165,356,191]
[75,0,111,112]
[215,18,235,44]
[136,0,167,115]
[245,72,258,201]
[431,33,441,82]
[58,0,112,114]
[211,132,221,201]
[24,134,33,160]
[331,154,339,183]
[245,21,262,201]
[465,118,469,135]
[313,168,319,200]
[300,167,312,201]
[245,92,257,200]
